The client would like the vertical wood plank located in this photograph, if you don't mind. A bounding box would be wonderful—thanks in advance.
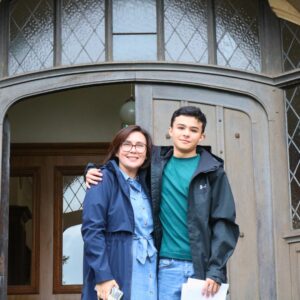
[190,102,217,153]
[54,0,62,66]
[152,99,180,145]
[0,0,9,77]
[224,109,259,300]
[105,0,113,61]
[157,0,165,60]
[0,117,10,300]
[289,244,300,300]
[216,105,225,159]
[135,84,154,136]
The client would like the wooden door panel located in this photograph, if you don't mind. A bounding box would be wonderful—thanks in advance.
[147,92,262,300]
[153,99,180,145]
[189,102,218,152]
[224,109,259,299]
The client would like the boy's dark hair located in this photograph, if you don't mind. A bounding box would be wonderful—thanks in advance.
[170,106,207,133]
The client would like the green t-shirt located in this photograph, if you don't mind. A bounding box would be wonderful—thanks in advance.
[159,154,200,260]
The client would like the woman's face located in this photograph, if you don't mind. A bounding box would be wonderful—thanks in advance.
[116,131,147,177]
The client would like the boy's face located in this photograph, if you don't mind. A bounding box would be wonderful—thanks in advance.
[169,115,205,158]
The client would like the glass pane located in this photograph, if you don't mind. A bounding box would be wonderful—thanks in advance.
[215,0,261,72]
[8,0,54,75]
[8,176,33,285]
[62,0,105,65]
[113,0,156,33]
[164,0,208,63]
[285,86,300,229]
[62,175,85,285]
[281,20,300,72]
[113,34,157,60]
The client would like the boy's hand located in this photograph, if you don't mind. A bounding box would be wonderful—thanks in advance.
[85,168,103,188]
[202,278,220,297]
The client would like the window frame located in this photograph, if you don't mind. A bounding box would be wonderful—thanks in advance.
[53,166,86,294]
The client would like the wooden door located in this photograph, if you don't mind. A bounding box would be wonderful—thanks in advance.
[8,144,107,300]
[136,83,273,300]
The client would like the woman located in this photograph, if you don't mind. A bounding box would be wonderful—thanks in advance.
[81,125,157,300]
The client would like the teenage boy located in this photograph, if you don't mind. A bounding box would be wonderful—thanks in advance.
[85,106,239,299]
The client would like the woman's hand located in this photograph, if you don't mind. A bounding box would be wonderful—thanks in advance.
[202,278,220,297]
[85,168,102,188]
[95,279,119,300]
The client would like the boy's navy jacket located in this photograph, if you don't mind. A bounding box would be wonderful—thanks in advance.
[151,145,240,284]
[81,159,151,300]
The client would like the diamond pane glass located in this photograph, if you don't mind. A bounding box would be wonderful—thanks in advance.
[113,0,156,33]
[285,86,300,229]
[63,175,85,213]
[215,0,261,72]
[62,175,85,285]
[8,0,54,76]
[281,20,300,72]
[164,0,208,63]
[62,0,105,65]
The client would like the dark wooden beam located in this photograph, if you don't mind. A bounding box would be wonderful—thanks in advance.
[288,0,300,12]
[0,117,10,300]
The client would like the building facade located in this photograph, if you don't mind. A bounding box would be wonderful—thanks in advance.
[0,0,299,299]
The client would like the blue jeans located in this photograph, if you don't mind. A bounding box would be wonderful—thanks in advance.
[158,258,194,300]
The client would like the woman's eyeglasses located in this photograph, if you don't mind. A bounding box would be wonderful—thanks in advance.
[121,142,146,153]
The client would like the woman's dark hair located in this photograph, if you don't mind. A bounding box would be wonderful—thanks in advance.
[170,106,207,133]
[103,125,152,169]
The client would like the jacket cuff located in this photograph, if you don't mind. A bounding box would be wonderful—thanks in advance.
[83,163,98,181]
[206,269,226,284]
[94,271,114,284]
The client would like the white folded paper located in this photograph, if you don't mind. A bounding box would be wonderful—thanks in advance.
[181,278,229,300]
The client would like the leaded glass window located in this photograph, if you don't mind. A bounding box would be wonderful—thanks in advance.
[282,20,300,229]
[164,0,208,63]
[281,20,300,71]
[5,0,273,73]
[215,0,261,72]
[112,0,157,60]
[8,0,54,75]
[62,175,85,285]
[62,0,105,65]
[285,86,300,229]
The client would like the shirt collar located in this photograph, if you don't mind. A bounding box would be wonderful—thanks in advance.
[118,167,140,183]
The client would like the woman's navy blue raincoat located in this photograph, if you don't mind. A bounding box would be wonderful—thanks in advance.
[81,159,151,300]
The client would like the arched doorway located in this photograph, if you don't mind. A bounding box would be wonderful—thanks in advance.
[7,83,133,300]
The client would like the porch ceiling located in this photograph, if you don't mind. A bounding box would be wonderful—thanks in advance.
[289,0,300,12]
[268,0,300,26]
